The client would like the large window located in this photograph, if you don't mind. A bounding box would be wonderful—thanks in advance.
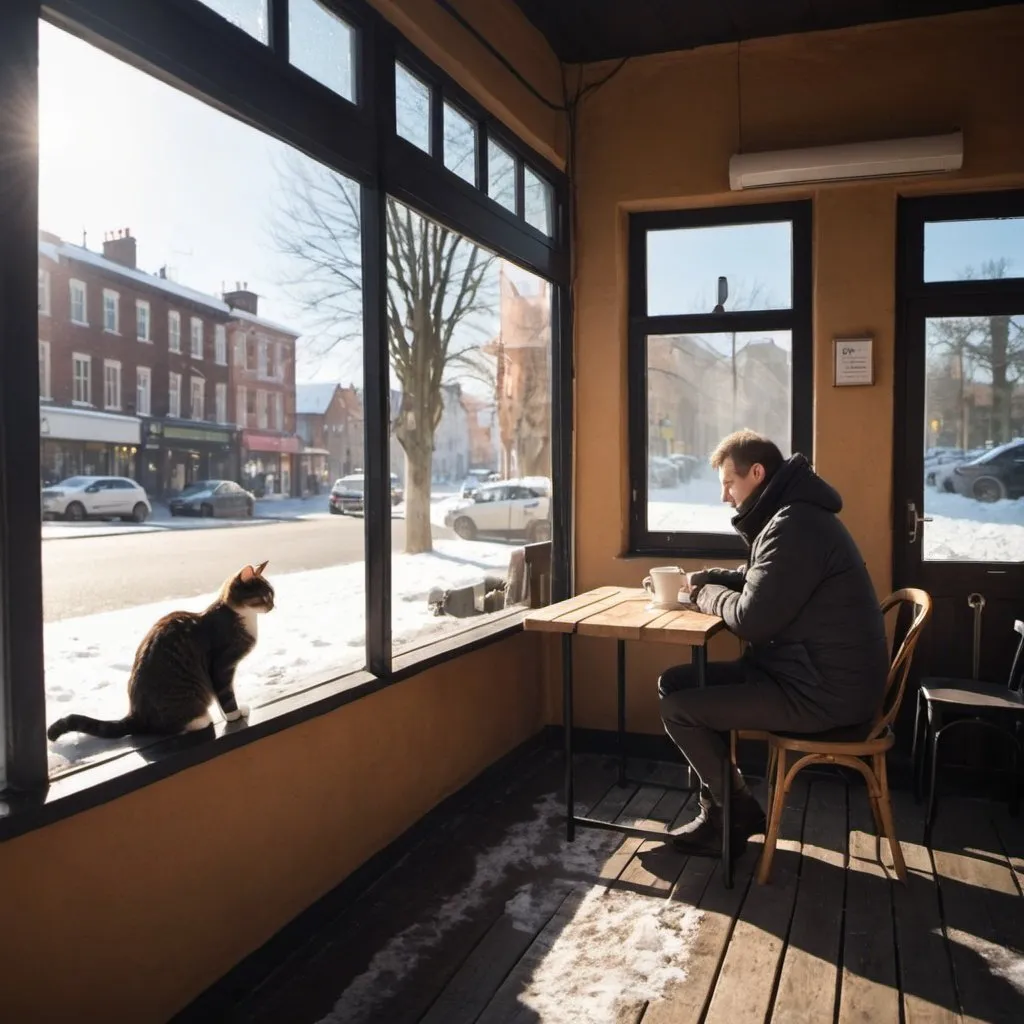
[385,200,553,657]
[629,203,812,555]
[2,0,567,793]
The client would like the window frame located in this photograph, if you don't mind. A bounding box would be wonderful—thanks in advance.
[627,202,814,557]
[102,287,120,334]
[215,381,227,423]
[136,365,151,416]
[168,370,182,419]
[136,298,151,341]
[0,0,571,807]
[214,323,227,364]
[190,375,205,420]
[72,352,92,406]
[38,268,51,316]
[38,340,52,400]
[103,358,122,410]
[69,277,87,325]
[190,315,204,358]
[168,309,182,352]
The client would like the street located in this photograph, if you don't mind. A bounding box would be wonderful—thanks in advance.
[42,514,451,620]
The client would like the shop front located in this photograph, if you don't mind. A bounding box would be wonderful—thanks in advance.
[141,420,239,497]
[241,431,302,497]
[39,406,141,486]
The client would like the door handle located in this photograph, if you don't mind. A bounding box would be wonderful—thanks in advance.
[907,501,933,544]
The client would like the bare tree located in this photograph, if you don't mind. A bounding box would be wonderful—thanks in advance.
[271,152,495,553]
[928,260,1024,447]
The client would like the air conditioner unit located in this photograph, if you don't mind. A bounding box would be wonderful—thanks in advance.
[729,131,963,191]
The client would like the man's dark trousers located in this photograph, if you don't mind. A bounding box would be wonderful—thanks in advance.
[659,659,839,803]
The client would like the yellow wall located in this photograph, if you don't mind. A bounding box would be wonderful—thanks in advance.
[569,7,1024,733]
[0,634,544,1022]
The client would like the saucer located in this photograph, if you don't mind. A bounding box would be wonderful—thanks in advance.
[645,595,691,612]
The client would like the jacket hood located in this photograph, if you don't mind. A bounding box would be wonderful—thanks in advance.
[732,454,842,544]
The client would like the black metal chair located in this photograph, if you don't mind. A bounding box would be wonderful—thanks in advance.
[912,619,1024,843]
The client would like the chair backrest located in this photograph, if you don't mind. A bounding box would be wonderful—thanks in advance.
[1007,619,1024,693]
[870,588,933,739]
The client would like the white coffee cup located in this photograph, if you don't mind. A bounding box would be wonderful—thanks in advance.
[642,565,689,607]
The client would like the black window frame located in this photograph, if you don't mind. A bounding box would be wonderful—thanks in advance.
[0,0,572,811]
[628,201,814,558]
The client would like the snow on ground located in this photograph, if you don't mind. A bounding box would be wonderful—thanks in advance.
[648,475,733,535]
[318,792,701,1024]
[923,490,1024,562]
[648,473,1024,563]
[45,539,515,772]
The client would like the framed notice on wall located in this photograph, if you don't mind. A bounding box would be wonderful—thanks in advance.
[833,336,874,387]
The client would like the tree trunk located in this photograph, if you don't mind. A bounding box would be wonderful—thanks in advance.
[990,315,1012,443]
[401,440,433,554]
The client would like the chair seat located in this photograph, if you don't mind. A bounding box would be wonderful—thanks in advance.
[769,721,893,755]
[920,677,1024,711]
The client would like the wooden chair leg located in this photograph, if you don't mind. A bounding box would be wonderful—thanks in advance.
[868,782,885,837]
[874,753,907,883]
[757,746,788,885]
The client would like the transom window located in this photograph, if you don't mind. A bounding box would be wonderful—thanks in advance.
[628,202,813,556]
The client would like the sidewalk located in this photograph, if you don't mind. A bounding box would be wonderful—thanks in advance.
[41,495,333,541]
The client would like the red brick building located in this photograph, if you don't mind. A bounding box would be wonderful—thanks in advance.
[295,382,364,489]
[38,230,300,496]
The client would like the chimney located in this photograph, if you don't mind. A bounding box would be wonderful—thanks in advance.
[223,280,259,316]
[103,227,137,269]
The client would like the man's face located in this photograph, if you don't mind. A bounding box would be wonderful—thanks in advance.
[719,456,765,509]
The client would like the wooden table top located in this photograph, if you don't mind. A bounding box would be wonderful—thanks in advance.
[523,586,725,645]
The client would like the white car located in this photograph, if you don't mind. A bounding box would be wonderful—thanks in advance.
[444,478,551,543]
[41,475,152,523]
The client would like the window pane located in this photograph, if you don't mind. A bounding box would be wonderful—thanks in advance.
[395,63,431,154]
[645,331,792,534]
[646,221,793,316]
[386,198,554,656]
[923,315,1024,563]
[290,0,356,102]
[487,139,515,213]
[524,166,552,235]
[198,0,268,43]
[39,23,364,776]
[443,103,476,185]
[924,218,1024,282]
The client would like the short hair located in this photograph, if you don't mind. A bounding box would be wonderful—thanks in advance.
[710,430,784,479]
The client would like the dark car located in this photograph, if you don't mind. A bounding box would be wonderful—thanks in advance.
[329,473,403,514]
[950,439,1024,502]
[329,474,365,515]
[169,480,255,518]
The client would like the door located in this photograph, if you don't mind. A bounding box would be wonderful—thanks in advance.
[894,192,1024,687]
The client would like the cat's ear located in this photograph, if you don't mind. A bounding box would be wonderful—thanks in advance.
[254,560,269,577]
[239,564,256,583]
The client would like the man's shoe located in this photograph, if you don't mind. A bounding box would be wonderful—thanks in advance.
[671,789,766,857]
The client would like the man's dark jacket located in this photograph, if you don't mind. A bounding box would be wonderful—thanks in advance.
[692,454,889,725]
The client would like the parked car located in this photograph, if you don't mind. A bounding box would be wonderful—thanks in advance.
[459,470,501,499]
[328,473,402,515]
[648,456,678,489]
[668,453,701,483]
[169,480,255,518]
[41,476,151,523]
[950,439,1024,502]
[444,479,551,542]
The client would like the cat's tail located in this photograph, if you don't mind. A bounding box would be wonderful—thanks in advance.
[47,713,138,741]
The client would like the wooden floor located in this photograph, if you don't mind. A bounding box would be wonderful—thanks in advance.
[227,749,1024,1024]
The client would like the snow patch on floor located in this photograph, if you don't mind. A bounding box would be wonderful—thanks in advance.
[943,927,1024,994]
[318,792,701,1024]
[516,886,702,1024]
[45,539,514,771]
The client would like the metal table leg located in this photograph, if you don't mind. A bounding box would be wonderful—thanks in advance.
[694,642,708,688]
[617,639,627,785]
[563,632,575,842]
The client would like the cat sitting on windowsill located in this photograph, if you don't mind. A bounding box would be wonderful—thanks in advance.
[47,561,275,741]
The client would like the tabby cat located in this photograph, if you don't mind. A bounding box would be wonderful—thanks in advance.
[47,561,275,741]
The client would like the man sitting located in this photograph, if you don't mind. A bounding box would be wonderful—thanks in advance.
[661,430,888,855]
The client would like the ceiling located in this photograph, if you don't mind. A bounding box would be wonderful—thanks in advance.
[509,0,1020,63]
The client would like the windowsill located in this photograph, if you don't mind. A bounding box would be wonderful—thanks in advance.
[104,406,123,413]
[137,338,153,344]
[104,329,120,336]
[71,320,89,328]
[0,611,527,843]
[71,401,94,408]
